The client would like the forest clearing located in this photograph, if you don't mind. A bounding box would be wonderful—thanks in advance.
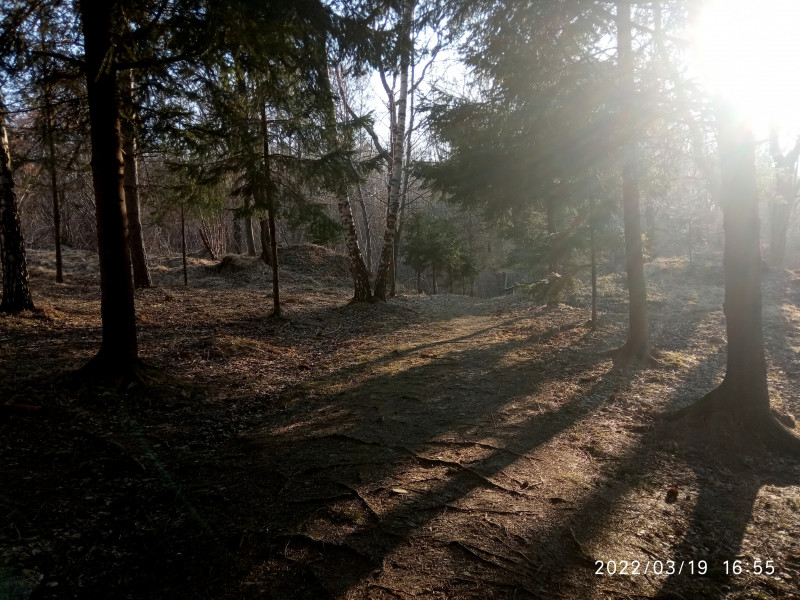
[2,247,800,599]
[4,1,800,599]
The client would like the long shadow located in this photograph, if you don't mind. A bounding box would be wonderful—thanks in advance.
[148,298,735,598]
[153,305,609,593]
[5,286,763,599]
[650,270,800,598]
[516,316,799,599]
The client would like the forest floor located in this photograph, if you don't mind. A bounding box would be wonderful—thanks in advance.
[2,246,800,600]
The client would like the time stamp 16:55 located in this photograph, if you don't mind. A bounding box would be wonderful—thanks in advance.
[594,559,776,576]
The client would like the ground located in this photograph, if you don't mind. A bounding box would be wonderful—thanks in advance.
[2,247,800,600]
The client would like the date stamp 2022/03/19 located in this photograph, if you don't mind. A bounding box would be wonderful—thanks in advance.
[594,559,777,577]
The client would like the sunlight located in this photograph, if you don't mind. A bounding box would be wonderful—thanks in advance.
[691,0,800,134]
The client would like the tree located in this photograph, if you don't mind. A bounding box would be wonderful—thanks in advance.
[612,0,654,366]
[767,129,800,267]
[669,103,800,454]
[76,0,140,381]
[120,68,152,288]
[373,0,413,301]
[0,88,36,313]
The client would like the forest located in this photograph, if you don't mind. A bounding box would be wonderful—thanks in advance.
[2,0,800,598]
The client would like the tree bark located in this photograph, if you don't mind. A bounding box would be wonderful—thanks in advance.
[78,0,140,382]
[260,103,280,316]
[232,210,243,254]
[374,0,412,301]
[354,183,372,271]
[259,217,271,265]
[243,196,256,256]
[119,69,151,288]
[614,0,651,365]
[0,89,36,313]
[337,192,373,302]
[181,204,188,286]
[43,88,63,283]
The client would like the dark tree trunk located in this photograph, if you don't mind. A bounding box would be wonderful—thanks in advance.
[0,90,35,313]
[259,218,271,265]
[232,211,243,254]
[181,204,188,286]
[718,113,767,413]
[243,196,256,256]
[613,0,651,365]
[260,103,280,316]
[669,104,800,455]
[119,69,151,288]
[43,90,63,283]
[431,263,437,295]
[78,0,140,382]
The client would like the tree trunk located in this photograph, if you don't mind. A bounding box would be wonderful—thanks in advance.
[614,0,651,365]
[259,218,271,265]
[374,0,412,301]
[337,192,373,302]
[181,204,188,286]
[243,196,256,256]
[590,216,597,331]
[43,88,63,283]
[0,89,35,313]
[669,103,800,455]
[717,110,767,413]
[260,103,280,316]
[767,131,800,266]
[119,69,151,288]
[355,183,372,271]
[78,0,140,382]
[431,263,437,294]
[232,210,243,254]
[546,195,559,307]
[391,62,416,299]
[769,203,790,266]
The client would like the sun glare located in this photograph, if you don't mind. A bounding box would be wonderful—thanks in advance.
[691,0,800,133]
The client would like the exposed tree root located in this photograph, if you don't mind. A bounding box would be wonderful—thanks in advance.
[604,342,660,369]
[664,386,800,458]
